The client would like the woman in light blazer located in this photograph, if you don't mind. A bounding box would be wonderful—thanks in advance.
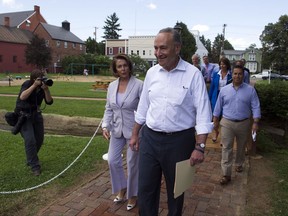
[102,54,143,211]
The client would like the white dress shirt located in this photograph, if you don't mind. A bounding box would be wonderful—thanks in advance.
[135,58,213,135]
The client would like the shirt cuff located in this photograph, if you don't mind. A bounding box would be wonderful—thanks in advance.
[195,122,214,135]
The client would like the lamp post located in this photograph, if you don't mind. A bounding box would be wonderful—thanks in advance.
[220,24,227,58]
[174,22,182,34]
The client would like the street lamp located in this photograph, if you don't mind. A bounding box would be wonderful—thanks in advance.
[174,22,182,34]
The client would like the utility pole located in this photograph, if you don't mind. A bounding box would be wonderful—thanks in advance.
[94,27,98,54]
[220,24,227,58]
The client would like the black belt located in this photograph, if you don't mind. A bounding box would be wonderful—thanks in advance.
[228,118,249,122]
[147,126,194,135]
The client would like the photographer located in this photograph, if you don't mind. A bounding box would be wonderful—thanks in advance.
[15,69,53,176]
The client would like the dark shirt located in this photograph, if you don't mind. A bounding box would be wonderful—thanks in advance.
[15,80,53,113]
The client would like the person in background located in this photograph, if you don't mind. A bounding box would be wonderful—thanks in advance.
[209,57,232,143]
[201,55,216,83]
[130,27,213,216]
[241,58,250,75]
[235,60,250,84]
[101,54,143,211]
[191,54,201,70]
[15,69,53,176]
[213,65,261,185]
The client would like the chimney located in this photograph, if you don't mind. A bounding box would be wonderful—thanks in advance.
[62,20,70,31]
[34,5,40,14]
[4,17,10,27]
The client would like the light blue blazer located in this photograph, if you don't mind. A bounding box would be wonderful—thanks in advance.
[102,76,143,139]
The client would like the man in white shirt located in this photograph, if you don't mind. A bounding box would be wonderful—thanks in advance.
[130,27,213,216]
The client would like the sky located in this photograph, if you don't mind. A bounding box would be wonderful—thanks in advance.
[1,0,288,50]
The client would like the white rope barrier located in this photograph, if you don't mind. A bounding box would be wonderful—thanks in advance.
[0,119,103,194]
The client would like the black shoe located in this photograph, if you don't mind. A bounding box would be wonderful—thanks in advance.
[32,169,41,176]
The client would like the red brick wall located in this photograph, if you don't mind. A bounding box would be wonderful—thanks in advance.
[34,24,86,71]
[0,42,34,73]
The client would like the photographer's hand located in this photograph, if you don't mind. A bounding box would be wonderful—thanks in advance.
[20,77,41,100]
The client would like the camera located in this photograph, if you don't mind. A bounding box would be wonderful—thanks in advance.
[40,77,53,86]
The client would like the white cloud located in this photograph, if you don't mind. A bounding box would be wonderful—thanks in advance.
[192,24,210,32]
[1,0,22,9]
[147,3,157,10]
[227,37,250,50]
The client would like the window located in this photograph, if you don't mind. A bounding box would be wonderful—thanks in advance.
[80,44,83,50]
[109,47,113,55]
[131,50,134,55]
[0,55,2,62]
[137,50,139,55]
[64,42,68,48]
[143,50,145,56]
[45,40,49,47]
[13,56,17,63]
[56,41,60,47]
[149,50,152,56]
[72,43,76,49]
[119,47,123,53]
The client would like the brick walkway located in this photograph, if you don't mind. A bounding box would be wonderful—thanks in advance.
[38,133,249,216]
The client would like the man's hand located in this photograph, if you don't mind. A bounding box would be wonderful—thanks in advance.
[129,134,139,151]
[190,149,204,166]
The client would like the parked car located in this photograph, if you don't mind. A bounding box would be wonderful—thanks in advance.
[251,70,270,79]
[280,75,288,81]
[262,73,281,80]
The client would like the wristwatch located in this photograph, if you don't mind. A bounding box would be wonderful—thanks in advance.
[196,143,206,149]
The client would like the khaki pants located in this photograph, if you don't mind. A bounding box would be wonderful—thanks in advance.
[220,118,250,176]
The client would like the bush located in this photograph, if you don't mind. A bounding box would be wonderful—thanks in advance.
[255,81,288,127]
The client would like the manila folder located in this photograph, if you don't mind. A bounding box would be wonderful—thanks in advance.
[174,159,195,198]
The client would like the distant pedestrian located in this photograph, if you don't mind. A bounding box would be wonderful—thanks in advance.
[191,54,201,70]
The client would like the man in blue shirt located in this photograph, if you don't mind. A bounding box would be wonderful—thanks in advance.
[213,65,261,185]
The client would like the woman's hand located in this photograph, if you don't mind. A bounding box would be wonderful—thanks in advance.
[102,128,110,140]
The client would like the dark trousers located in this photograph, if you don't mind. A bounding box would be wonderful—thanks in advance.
[20,112,44,171]
[138,125,195,216]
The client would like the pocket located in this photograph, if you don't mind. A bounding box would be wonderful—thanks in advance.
[170,86,189,105]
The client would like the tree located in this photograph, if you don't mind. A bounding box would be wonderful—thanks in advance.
[129,54,150,74]
[25,35,52,69]
[103,12,122,39]
[211,34,234,63]
[260,15,288,73]
[174,22,196,63]
[85,37,105,55]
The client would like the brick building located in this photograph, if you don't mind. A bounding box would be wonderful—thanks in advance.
[0,5,85,73]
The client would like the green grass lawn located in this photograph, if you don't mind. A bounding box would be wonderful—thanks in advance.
[0,130,109,215]
[0,81,107,98]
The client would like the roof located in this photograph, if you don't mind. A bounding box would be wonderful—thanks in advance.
[0,25,33,44]
[41,22,84,44]
[0,10,34,27]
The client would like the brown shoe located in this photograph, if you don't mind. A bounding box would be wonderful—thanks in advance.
[235,166,243,172]
[220,176,231,185]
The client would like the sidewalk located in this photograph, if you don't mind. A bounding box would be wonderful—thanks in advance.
[38,133,249,216]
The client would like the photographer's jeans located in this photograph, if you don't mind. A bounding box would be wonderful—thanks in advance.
[20,112,44,171]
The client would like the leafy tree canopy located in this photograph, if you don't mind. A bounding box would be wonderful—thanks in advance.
[25,35,52,69]
[260,15,288,73]
[174,22,196,63]
[103,12,122,39]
